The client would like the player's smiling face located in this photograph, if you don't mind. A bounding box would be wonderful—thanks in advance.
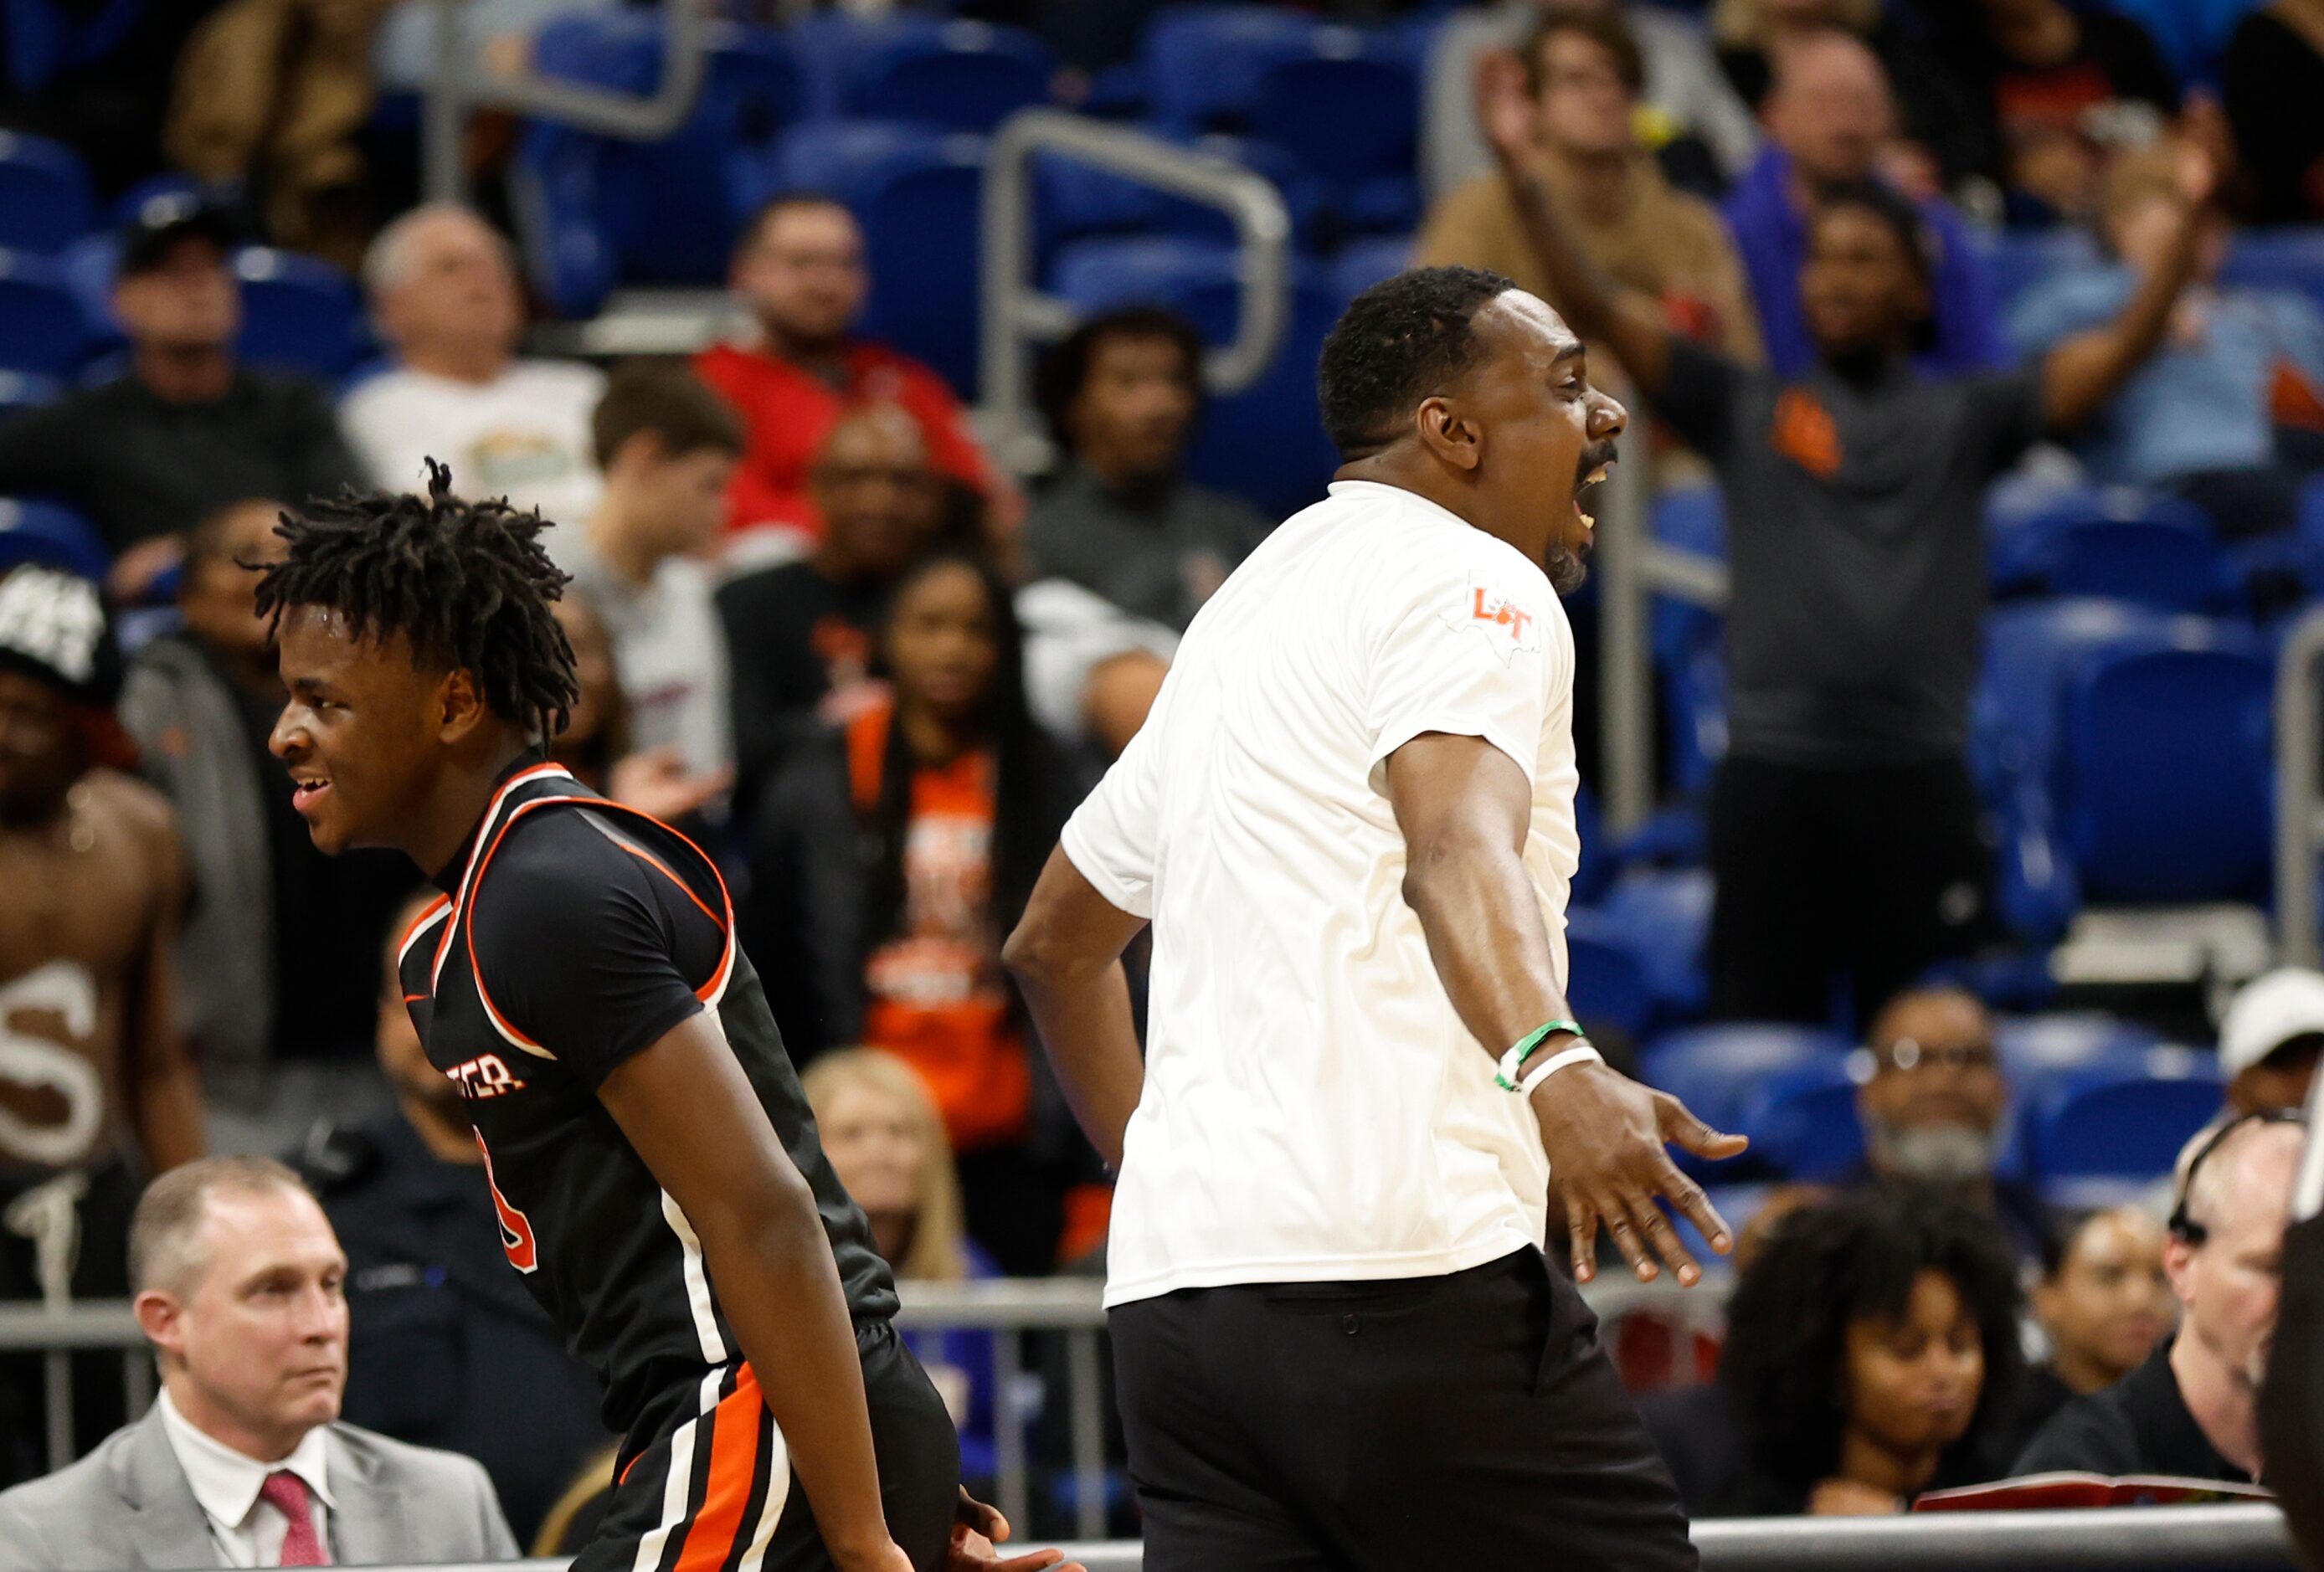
[1459,292,1626,593]
[270,605,450,856]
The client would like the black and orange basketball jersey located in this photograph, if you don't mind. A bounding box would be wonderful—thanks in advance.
[397,758,897,1438]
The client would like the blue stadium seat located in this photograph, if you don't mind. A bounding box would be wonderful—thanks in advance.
[1333,236,1410,302]
[2220,229,2324,314]
[1987,486,2223,611]
[57,232,120,347]
[109,172,204,229]
[2054,620,2271,904]
[1565,909,1655,1044]
[2030,1050,2222,1204]
[0,498,107,579]
[516,16,801,311]
[1249,49,1417,188]
[0,370,58,417]
[849,19,1053,133]
[1141,7,1329,132]
[1651,485,1724,667]
[0,131,91,254]
[1638,1023,1852,1146]
[1978,598,2169,790]
[1046,234,1340,515]
[1972,226,2102,315]
[1737,1058,1865,1180]
[1598,868,1713,1020]
[774,121,987,398]
[232,248,364,378]
[0,249,85,376]
[1995,1012,2167,1090]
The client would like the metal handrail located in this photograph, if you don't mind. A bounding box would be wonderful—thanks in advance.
[421,0,715,204]
[162,1504,2296,1572]
[979,110,1292,470]
[2275,604,2324,967]
[1593,414,1731,835]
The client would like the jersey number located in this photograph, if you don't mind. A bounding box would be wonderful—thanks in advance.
[474,1133,538,1273]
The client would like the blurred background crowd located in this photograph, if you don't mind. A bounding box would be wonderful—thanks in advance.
[3,0,2324,1551]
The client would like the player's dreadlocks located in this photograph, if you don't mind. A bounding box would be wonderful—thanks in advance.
[255,460,579,742]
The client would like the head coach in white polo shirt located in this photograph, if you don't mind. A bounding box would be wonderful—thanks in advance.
[1005,265,1743,1571]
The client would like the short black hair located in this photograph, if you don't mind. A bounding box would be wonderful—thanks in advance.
[1033,306,1206,451]
[1315,265,1515,460]
[1720,1185,2025,1492]
[254,463,578,742]
[590,358,744,470]
[1810,177,1933,283]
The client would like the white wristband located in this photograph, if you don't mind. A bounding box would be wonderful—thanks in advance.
[1514,1043,1602,1096]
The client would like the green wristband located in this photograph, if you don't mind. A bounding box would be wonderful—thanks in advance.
[1494,1019,1585,1091]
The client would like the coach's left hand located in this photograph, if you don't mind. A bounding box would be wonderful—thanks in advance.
[1530,1060,1747,1287]
[949,1488,1087,1572]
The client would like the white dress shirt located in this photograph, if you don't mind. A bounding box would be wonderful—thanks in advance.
[1064,481,1580,1307]
[156,1390,335,1568]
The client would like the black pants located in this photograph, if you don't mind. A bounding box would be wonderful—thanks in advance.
[1707,755,1990,1031]
[0,1159,138,1487]
[579,1321,959,1572]
[1110,1249,1697,1572]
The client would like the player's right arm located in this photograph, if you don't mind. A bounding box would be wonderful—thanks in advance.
[1004,851,1149,1169]
[599,1018,909,1572]
[1475,59,1675,398]
[1384,735,1744,1286]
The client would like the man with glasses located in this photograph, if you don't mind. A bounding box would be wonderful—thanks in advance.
[1851,986,2048,1261]
[2014,1113,2303,1482]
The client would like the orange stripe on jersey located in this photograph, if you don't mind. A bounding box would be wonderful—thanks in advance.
[396,895,452,968]
[672,1366,765,1572]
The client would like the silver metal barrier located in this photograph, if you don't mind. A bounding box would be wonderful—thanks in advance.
[979,110,1292,473]
[419,0,715,204]
[2275,604,2324,967]
[208,1503,2297,1571]
[0,1272,1714,1528]
[1592,417,1730,835]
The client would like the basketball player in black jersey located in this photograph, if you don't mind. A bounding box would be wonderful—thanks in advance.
[255,466,1071,1572]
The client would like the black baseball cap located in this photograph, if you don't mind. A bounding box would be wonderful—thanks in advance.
[117,193,241,278]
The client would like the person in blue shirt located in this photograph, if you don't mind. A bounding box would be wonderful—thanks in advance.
[2008,141,2324,538]
[1724,29,2005,376]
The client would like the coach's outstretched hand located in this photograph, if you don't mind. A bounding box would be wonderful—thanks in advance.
[949,1488,1088,1572]
[1530,1061,1747,1287]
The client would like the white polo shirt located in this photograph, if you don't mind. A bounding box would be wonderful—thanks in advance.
[1062,480,1580,1308]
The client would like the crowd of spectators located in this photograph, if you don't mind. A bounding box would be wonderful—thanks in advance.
[3,0,2324,1549]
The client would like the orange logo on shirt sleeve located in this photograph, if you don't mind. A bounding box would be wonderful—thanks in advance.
[1770,388,1843,476]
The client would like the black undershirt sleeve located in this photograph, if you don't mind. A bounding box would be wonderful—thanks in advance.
[466,809,727,1090]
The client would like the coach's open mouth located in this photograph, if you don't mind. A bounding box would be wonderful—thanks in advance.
[1573,444,1617,532]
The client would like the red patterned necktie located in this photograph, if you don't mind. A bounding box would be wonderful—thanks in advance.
[260,1471,330,1567]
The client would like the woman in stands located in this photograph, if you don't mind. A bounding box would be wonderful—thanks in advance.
[2010,1206,2175,1451]
[1711,1186,2026,1515]
[745,551,1082,1277]
[805,1050,1003,1490]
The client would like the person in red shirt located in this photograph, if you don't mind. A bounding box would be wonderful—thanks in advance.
[697,195,1004,547]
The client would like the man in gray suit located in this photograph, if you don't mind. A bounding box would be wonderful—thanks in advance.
[0,1156,518,1569]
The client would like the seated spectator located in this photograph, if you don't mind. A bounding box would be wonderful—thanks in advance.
[121,499,414,1150]
[340,204,607,536]
[2014,1114,2306,1482]
[2007,136,2324,537]
[1854,988,2049,1261]
[2219,968,2324,1118]
[1723,30,2004,375]
[0,1157,519,1569]
[697,195,1001,547]
[2222,2,2324,224]
[1425,0,1761,199]
[565,363,742,792]
[718,403,945,804]
[2012,1207,2175,1453]
[0,565,204,1485]
[1923,0,2177,228]
[0,198,360,600]
[801,1048,1001,1482]
[745,552,1072,1273]
[1417,11,1763,385]
[1488,69,2226,1029]
[544,592,727,828]
[1710,1185,2025,1515]
[301,896,609,1548]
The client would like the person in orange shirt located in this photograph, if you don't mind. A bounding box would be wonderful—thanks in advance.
[743,552,1080,1273]
[697,196,1005,552]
